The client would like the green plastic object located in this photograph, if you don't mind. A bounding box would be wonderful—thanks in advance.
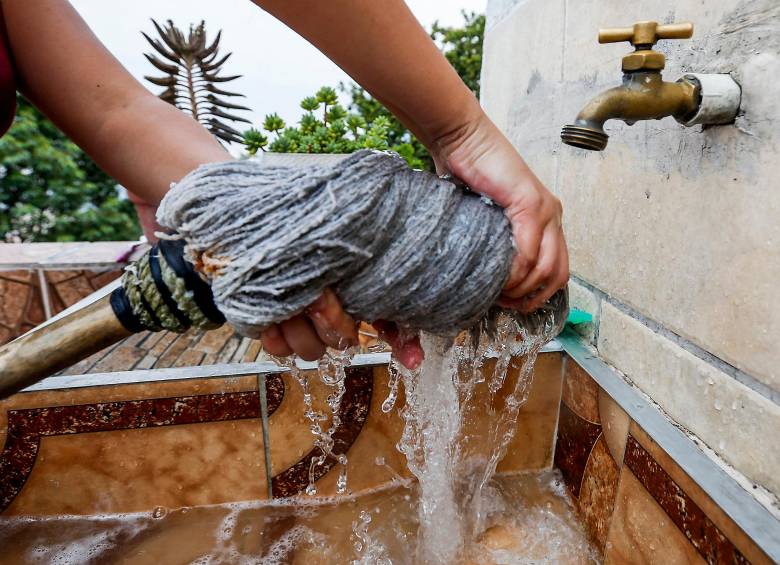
[566,308,593,326]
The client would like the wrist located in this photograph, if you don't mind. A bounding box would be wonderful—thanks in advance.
[429,110,555,220]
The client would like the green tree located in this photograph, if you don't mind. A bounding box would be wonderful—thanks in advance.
[244,86,393,157]
[243,11,485,172]
[344,11,485,170]
[0,96,141,242]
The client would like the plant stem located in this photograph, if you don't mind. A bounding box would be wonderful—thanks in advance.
[185,56,200,122]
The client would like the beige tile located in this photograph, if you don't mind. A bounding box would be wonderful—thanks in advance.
[598,388,629,466]
[6,419,268,515]
[630,422,774,565]
[579,436,620,553]
[2,375,263,515]
[599,301,780,496]
[267,366,410,499]
[497,352,564,471]
[562,357,600,424]
[605,467,705,565]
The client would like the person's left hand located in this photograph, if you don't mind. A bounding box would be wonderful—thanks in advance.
[127,191,164,243]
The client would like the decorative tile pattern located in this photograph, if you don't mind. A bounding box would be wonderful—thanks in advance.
[562,357,600,423]
[579,436,620,552]
[272,367,373,498]
[598,388,630,466]
[0,367,375,513]
[624,436,749,564]
[554,402,602,498]
[629,423,773,565]
[0,269,122,345]
[0,380,284,513]
[605,467,707,565]
[556,357,769,564]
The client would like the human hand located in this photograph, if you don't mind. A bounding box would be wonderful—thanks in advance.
[127,191,164,244]
[432,111,570,312]
[259,289,425,369]
[259,288,359,361]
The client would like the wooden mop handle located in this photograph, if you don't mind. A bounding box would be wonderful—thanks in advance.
[0,239,225,399]
[0,294,131,398]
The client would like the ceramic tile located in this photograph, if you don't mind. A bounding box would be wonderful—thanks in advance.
[497,352,564,471]
[309,366,411,497]
[598,388,630,466]
[0,377,256,508]
[554,402,602,499]
[629,422,772,565]
[268,366,406,499]
[578,435,620,553]
[605,466,706,564]
[0,375,261,514]
[5,419,268,515]
[562,357,600,424]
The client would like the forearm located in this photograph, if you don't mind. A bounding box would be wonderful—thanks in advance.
[3,0,229,206]
[73,95,230,205]
[251,0,482,150]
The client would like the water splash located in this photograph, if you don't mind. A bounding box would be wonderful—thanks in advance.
[283,346,357,496]
[394,293,568,563]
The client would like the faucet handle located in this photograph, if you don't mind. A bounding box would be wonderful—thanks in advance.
[599,21,693,48]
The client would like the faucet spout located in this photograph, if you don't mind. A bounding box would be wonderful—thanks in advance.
[561,72,699,151]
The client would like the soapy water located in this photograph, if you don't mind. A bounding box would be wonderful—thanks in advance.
[0,472,597,564]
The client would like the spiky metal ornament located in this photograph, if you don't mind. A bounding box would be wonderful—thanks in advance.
[143,19,251,144]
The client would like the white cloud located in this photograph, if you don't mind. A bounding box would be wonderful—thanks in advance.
[70,0,486,131]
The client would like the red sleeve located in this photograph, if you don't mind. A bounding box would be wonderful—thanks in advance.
[0,5,17,137]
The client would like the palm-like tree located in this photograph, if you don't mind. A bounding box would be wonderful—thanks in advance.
[143,19,251,144]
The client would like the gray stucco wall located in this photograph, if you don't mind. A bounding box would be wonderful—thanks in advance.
[481,0,780,497]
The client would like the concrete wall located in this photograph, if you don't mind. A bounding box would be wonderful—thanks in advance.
[481,0,780,497]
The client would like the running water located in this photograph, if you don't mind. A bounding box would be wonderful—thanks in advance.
[283,347,357,497]
[0,297,573,564]
[391,298,567,563]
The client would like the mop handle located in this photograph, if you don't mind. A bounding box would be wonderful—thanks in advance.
[0,294,131,398]
[0,239,225,399]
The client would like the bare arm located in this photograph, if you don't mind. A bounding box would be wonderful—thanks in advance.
[251,0,477,154]
[2,0,230,206]
[2,0,360,364]
[252,0,569,311]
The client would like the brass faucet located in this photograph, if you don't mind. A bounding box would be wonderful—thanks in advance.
[561,21,700,151]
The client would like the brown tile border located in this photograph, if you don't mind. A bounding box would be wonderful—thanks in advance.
[554,402,602,499]
[624,434,749,564]
[272,366,373,498]
[1,366,375,512]
[558,331,780,562]
[0,379,284,513]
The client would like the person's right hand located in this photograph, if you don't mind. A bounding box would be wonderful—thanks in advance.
[259,288,359,362]
[431,110,570,313]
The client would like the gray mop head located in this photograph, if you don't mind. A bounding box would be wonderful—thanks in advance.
[157,150,539,336]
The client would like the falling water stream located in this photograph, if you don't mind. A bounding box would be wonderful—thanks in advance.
[386,303,567,563]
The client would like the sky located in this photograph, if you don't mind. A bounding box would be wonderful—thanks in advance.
[70,0,486,133]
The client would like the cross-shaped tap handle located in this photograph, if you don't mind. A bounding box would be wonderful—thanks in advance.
[599,21,693,48]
